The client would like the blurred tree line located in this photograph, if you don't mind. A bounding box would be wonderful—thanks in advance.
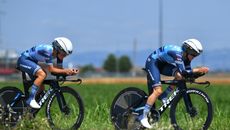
[103,54,132,72]
[80,53,132,74]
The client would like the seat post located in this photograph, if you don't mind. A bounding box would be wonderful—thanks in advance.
[16,66,32,98]
[21,72,32,98]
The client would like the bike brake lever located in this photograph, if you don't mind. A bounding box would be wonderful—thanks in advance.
[193,81,210,88]
[72,79,82,85]
[57,76,66,85]
[204,81,211,88]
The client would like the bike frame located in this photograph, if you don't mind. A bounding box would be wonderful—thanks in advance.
[9,72,69,117]
[132,80,195,116]
[110,71,212,130]
[159,80,194,115]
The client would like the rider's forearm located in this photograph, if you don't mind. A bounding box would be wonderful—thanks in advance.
[192,67,209,74]
[47,65,66,74]
[192,68,200,73]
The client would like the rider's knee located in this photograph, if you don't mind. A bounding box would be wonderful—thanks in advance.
[153,86,163,96]
[36,69,47,80]
[174,71,183,80]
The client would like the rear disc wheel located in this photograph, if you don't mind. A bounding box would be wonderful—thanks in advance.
[110,87,147,130]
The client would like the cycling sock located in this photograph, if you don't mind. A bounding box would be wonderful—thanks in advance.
[28,84,39,101]
[158,85,173,100]
[143,104,152,117]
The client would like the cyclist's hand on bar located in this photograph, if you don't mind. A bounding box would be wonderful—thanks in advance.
[72,68,79,75]
[65,68,78,76]
[193,66,209,74]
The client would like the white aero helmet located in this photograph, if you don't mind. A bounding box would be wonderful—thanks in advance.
[182,39,203,56]
[52,37,73,55]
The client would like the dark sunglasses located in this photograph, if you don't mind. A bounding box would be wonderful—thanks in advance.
[187,49,199,57]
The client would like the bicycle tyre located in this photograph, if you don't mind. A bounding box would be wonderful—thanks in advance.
[46,86,84,130]
[170,88,213,130]
[0,87,25,127]
[110,87,147,130]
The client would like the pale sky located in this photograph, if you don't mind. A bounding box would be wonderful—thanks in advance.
[0,0,230,55]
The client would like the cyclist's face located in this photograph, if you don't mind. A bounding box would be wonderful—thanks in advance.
[57,52,67,60]
[187,54,195,61]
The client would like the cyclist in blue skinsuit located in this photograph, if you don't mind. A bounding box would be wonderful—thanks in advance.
[140,39,209,128]
[17,37,78,109]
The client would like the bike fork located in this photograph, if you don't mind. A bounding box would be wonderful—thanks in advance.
[56,90,69,113]
[178,81,195,117]
[50,81,68,113]
[182,91,196,117]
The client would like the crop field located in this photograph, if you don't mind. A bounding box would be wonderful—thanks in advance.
[0,80,230,130]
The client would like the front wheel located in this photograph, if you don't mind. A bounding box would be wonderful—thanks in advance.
[46,86,84,130]
[170,88,213,130]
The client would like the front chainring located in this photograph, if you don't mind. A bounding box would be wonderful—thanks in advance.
[148,109,160,125]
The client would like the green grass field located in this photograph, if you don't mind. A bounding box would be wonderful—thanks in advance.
[0,82,230,130]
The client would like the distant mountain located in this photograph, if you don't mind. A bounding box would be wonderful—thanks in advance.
[204,49,230,71]
[66,51,109,67]
[66,48,230,71]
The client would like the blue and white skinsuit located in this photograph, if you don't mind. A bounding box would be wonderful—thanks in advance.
[17,44,63,79]
[145,45,192,92]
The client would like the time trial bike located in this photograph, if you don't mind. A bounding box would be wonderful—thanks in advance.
[110,72,213,130]
[0,69,84,130]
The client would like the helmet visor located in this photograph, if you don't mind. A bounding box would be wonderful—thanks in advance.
[187,48,200,57]
[184,43,202,57]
